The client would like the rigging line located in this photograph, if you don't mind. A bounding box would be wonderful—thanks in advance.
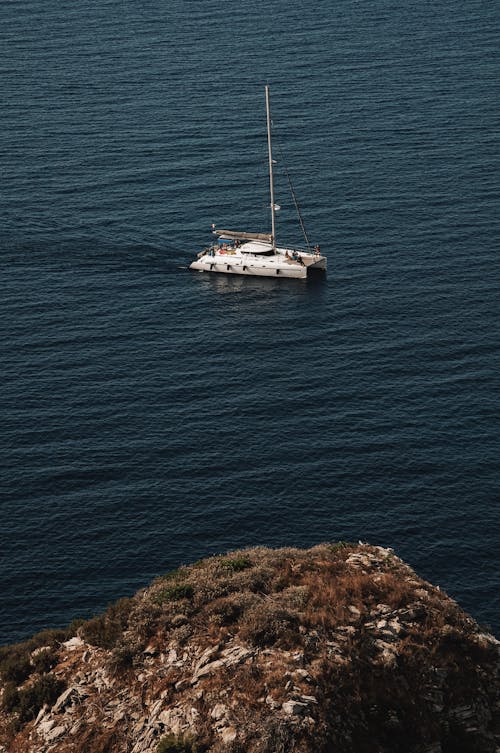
[273,130,312,252]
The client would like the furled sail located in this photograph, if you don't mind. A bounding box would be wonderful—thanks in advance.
[214,229,273,243]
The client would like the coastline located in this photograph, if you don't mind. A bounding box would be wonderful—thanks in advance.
[1,542,498,752]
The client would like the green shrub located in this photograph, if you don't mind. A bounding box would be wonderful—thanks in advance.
[220,556,253,573]
[0,621,83,688]
[0,623,78,686]
[80,597,134,649]
[26,627,70,648]
[31,648,57,674]
[110,640,142,671]
[0,651,32,684]
[157,733,198,753]
[207,592,260,627]
[167,584,194,600]
[1,682,20,713]
[239,603,300,648]
[154,584,194,604]
[2,674,65,725]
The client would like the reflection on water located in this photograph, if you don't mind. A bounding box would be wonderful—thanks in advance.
[192,269,328,303]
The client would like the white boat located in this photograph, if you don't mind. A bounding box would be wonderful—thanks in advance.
[190,86,327,280]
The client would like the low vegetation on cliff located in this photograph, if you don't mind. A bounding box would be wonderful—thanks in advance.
[0,543,498,753]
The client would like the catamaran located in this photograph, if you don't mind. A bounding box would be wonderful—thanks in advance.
[190,86,327,280]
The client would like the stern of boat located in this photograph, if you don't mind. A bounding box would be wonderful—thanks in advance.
[304,254,327,275]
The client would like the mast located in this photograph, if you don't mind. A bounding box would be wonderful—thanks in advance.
[265,85,276,248]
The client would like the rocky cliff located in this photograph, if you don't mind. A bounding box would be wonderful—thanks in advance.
[0,543,498,753]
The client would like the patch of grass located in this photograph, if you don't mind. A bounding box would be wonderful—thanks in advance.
[206,592,260,627]
[74,726,123,753]
[31,647,58,675]
[0,621,83,690]
[18,674,65,723]
[80,597,134,649]
[110,642,136,671]
[157,732,198,753]
[220,556,253,573]
[301,569,417,634]
[108,635,146,672]
[154,584,194,605]
[2,674,65,725]
[1,682,20,713]
[0,651,32,684]
[166,584,194,600]
[238,602,301,648]
[329,541,351,552]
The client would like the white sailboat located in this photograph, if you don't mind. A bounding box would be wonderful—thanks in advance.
[190,86,327,280]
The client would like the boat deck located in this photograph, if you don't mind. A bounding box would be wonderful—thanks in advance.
[190,244,326,279]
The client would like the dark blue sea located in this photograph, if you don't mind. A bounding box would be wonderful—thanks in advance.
[1,0,499,645]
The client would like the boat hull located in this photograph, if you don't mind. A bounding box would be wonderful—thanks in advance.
[190,251,326,279]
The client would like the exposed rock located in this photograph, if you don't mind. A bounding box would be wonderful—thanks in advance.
[293,668,312,682]
[297,695,317,705]
[45,724,66,743]
[194,645,218,672]
[220,643,253,665]
[0,543,498,753]
[210,703,228,721]
[282,699,309,716]
[221,726,237,743]
[34,705,49,725]
[52,686,78,714]
[62,637,84,651]
[38,718,56,736]
[265,694,281,710]
[191,658,224,683]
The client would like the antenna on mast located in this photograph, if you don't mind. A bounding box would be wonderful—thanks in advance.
[265,85,276,249]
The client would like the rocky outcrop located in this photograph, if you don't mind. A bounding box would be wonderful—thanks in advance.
[0,543,498,752]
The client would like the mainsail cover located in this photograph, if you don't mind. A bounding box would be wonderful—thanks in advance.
[215,229,273,243]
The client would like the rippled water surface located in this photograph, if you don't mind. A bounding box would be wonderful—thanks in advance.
[1,0,499,643]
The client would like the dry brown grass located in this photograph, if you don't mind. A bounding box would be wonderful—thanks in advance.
[56,727,125,753]
[302,570,414,631]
